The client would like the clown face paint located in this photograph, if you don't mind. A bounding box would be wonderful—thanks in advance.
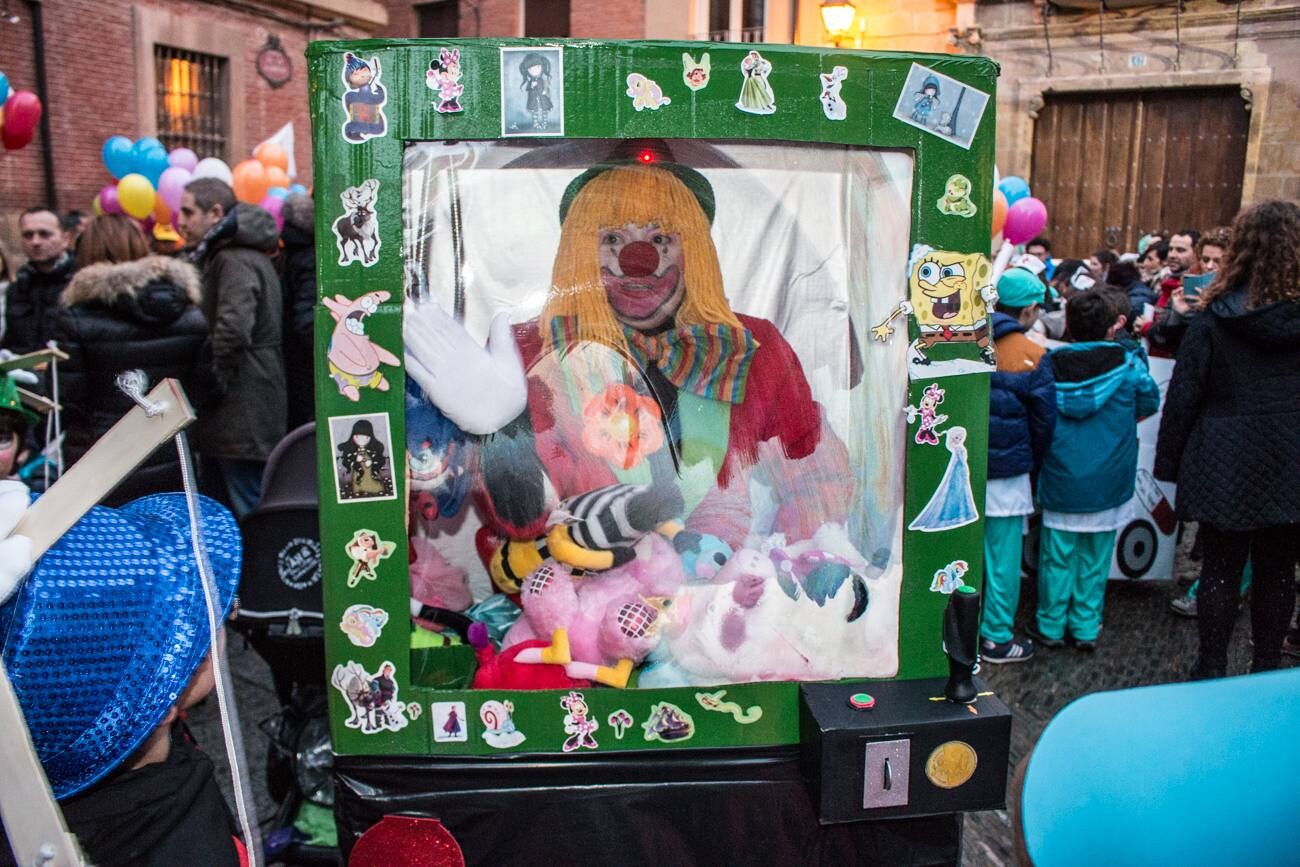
[598,223,685,329]
[0,431,20,477]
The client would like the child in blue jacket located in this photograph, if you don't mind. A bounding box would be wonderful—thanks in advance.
[1033,290,1160,650]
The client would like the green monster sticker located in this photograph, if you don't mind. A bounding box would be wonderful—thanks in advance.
[695,690,763,724]
[937,174,978,218]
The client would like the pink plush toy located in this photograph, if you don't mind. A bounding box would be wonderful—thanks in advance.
[409,535,472,631]
[503,533,688,688]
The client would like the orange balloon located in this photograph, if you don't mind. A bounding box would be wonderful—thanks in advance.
[153,195,172,225]
[991,189,1009,237]
[232,158,269,204]
[253,141,289,173]
[265,166,290,189]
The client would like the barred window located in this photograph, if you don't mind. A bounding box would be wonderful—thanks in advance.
[154,45,229,159]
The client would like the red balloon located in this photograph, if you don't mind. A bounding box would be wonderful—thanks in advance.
[2,91,41,139]
[2,123,33,151]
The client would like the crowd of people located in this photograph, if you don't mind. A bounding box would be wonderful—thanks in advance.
[0,178,318,518]
[981,201,1300,681]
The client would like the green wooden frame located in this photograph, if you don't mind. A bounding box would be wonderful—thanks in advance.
[308,39,999,757]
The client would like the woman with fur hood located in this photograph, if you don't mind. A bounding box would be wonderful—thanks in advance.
[54,214,216,505]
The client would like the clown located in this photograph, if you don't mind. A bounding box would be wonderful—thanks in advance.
[406,160,854,593]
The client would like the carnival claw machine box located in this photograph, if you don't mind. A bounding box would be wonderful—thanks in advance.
[309,38,1008,865]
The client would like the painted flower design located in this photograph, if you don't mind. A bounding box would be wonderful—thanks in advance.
[581,384,665,470]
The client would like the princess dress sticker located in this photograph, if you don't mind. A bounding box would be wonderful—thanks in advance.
[331,660,408,734]
[560,691,599,752]
[432,701,469,743]
[626,73,671,111]
[344,529,397,587]
[819,66,847,121]
[341,53,388,143]
[325,290,399,401]
[329,413,398,504]
[426,47,464,114]
[736,50,775,115]
[682,52,710,91]
[501,46,563,136]
[905,383,949,446]
[332,179,381,267]
[479,700,527,748]
[909,426,980,533]
[930,560,970,594]
[340,604,389,647]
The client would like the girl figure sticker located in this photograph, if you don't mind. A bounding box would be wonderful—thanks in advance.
[426,47,464,114]
[736,50,776,115]
[341,53,387,143]
[891,63,990,150]
[325,290,399,401]
[910,426,980,532]
[344,529,397,587]
[329,413,397,504]
[432,701,468,743]
[331,660,408,734]
[501,46,563,136]
[340,604,389,646]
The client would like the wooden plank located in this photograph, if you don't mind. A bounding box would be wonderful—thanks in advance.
[0,347,69,375]
[17,388,57,415]
[1105,98,1137,251]
[1138,94,1169,235]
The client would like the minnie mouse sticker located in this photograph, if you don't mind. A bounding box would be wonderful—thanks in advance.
[341,53,388,143]
[426,48,464,114]
[905,383,949,446]
[560,691,599,752]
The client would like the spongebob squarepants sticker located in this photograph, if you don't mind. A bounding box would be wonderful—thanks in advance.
[871,244,996,379]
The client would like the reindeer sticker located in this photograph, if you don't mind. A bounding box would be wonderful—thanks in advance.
[325,290,400,401]
[333,179,381,267]
[331,660,409,734]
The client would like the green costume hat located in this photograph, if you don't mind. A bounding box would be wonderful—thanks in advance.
[559,157,716,225]
[996,268,1047,309]
[0,375,39,425]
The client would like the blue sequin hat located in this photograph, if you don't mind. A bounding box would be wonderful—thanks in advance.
[0,493,241,799]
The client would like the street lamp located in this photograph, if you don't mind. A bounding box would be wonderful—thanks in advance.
[820,0,857,47]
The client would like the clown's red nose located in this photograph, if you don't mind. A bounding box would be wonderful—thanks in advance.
[618,241,660,278]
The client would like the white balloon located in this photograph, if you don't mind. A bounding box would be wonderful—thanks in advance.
[191,157,233,186]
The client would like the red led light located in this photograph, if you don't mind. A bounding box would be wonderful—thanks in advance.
[639,151,654,163]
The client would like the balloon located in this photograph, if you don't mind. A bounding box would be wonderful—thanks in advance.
[116,173,156,220]
[264,165,290,189]
[92,193,103,217]
[266,186,289,200]
[167,147,198,172]
[102,135,135,179]
[998,175,1030,207]
[133,137,163,157]
[136,145,169,186]
[258,194,285,233]
[157,165,193,213]
[0,71,9,106]
[288,183,308,196]
[98,183,122,216]
[1,123,32,151]
[153,195,172,226]
[253,141,289,173]
[2,91,41,141]
[231,159,269,204]
[1004,196,1048,246]
[192,156,233,186]
[991,190,1009,237]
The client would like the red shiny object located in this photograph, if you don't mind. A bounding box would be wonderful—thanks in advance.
[350,816,465,867]
[618,240,660,277]
[1,124,33,151]
[639,150,654,163]
[2,91,41,139]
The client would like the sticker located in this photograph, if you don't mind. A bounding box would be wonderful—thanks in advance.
[925,740,978,789]
[332,179,381,267]
[341,52,388,143]
[909,426,979,533]
[431,701,468,743]
[929,560,970,594]
[331,660,408,734]
[329,413,398,504]
[735,50,775,115]
[276,537,321,590]
[426,47,464,114]
[408,703,422,720]
[607,709,633,740]
[344,530,396,587]
[642,701,695,743]
[325,290,399,402]
[819,66,847,121]
[560,691,599,752]
[891,62,990,151]
[682,51,710,91]
[937,174,978,218]
[340,604,389,646]
[626,73,671,111]
[480,700,526,748]
[695,690,763,725]
[904,383,949,446]
[501,46,563,136]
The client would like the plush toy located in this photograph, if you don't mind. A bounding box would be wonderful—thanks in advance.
[409,535,472,633]
[468,622,590,690]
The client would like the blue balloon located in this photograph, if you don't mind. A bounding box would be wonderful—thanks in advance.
[288,183,308,196]
[0,72,9,107]
[136,145,170,186]
[267,186,289,200]
[102,135,135,179]
[998,175,1031,207]
[133,136,163,156]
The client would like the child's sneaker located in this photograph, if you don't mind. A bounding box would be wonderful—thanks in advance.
[1169,594,1198,618]
[1072,636,1098,653]
[981,637,1034,664]
[1026,623,1065,649]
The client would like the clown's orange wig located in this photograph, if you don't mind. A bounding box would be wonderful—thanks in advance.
[541,163,743,353]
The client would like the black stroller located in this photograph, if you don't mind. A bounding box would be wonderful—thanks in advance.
[230,422,339,865]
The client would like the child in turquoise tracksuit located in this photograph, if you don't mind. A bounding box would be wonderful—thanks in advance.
[1034,290,1160,650]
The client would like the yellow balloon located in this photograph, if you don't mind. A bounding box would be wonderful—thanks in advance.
[92,193,103,216]
[116,173,156,220]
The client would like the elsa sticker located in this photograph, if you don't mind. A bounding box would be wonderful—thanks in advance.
[341,53,387,143]
[736,50,775,115]
[909,426,979,532]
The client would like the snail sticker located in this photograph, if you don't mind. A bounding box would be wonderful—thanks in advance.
[480,700,526,749]
[329,413,398,504]
[937,174,978,218]
[333,179,380,268]
[626,73,671,111]
[735,50,775,115]
[695,690,763,725]
[426,47,464,114]
[682,52,710,92]
[643,701,695,743]
[344,529,397,587]
[340,603,389,647]
[331,660,408,734]
[432,701,468,743]
[930,560,970,594]
[341,53,387,143]
[325,290,399,402]
[819,66,847,121]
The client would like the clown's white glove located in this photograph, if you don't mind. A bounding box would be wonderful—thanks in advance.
[0,480,33,606]
[404,302,528,435]
[0,350,39,386]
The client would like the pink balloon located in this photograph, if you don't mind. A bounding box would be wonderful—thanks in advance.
[1004,196,1048,246]
[258,195,285,233]
[157,166,193,213]
[167,147,198,172]
[98,183,122,215]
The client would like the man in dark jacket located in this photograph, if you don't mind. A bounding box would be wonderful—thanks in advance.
[278,193,317,430]
[982,268,1056,663]
[3,206,74,354]
[178,178,287,517]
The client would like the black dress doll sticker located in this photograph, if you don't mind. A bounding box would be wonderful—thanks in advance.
[329,413,397,504]
[500,46,563,137]
[341,53,388,143]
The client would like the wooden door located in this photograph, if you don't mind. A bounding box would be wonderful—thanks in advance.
[525,0,571,36]
[1030,87,1248,257]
